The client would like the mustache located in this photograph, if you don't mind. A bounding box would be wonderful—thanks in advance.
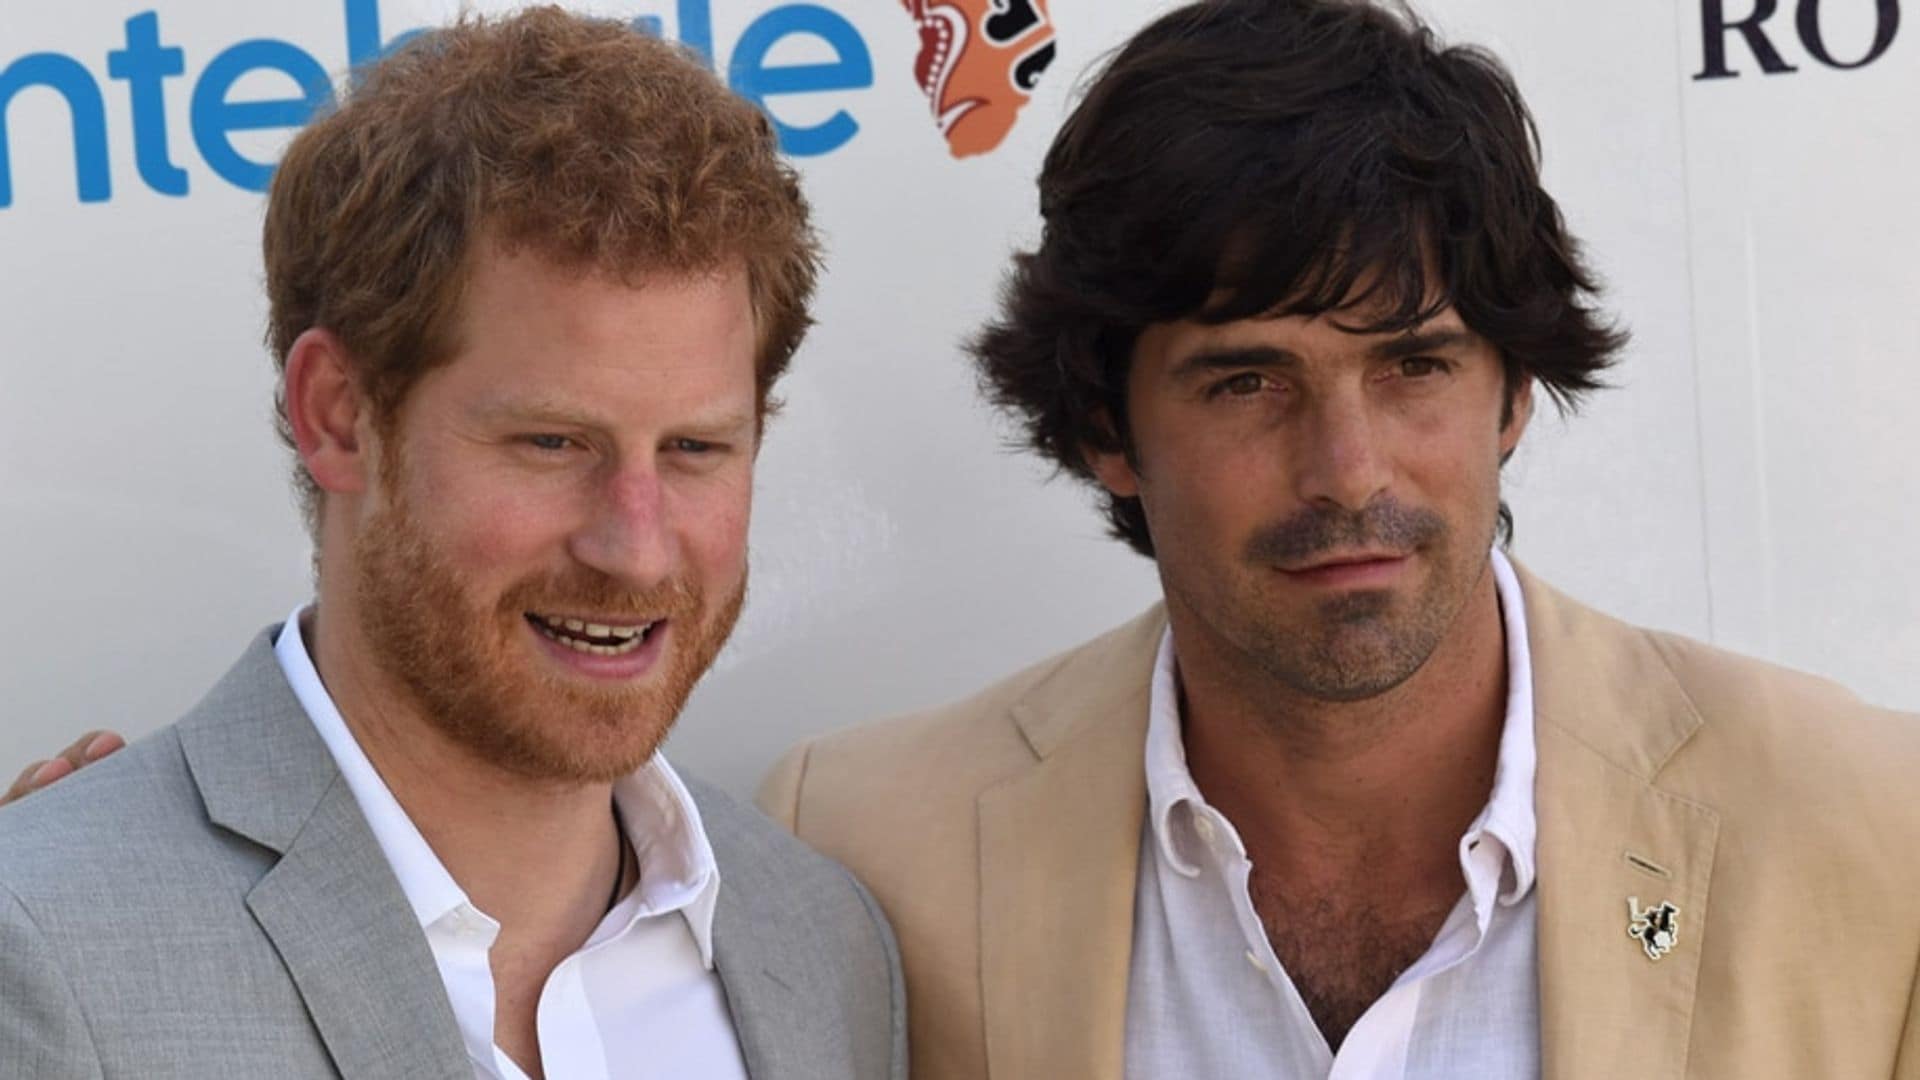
[1243,499,1446,566]
[498,568,700,620]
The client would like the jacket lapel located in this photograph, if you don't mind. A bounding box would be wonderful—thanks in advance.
[179,631,469,1080]
[709,890,794,1079]
[977,608,1162,1080]
[704,819,804,1080]
[1519,568,1721,1080]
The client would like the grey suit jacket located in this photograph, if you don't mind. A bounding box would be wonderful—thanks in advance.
[0,630,906,1079]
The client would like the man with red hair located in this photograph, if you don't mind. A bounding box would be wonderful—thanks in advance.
[0,10,901,1078]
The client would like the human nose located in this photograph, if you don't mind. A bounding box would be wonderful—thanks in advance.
[569,462,675,588]
[1292,390,1391,512]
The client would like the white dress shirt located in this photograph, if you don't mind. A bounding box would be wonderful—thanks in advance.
[275,607,750,1080]
[1124,550,1540,1080]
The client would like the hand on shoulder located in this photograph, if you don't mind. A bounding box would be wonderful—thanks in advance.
[2,731,124,807]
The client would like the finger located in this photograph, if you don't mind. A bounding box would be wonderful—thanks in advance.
[80,731,124,763]
[59,730,124,771]
[1,758,74,807]
[4,759,52,805]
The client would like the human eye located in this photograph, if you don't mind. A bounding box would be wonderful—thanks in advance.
[521,433,578,452]
[1398,356,1453,379]
[1206,371,1273,400]
[668,435,746,468]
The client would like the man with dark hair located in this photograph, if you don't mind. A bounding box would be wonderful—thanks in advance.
[762,1,1920,1077]
[0,9,902,1078]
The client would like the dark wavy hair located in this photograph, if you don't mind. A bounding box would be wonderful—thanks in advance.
[971,0,1628,557]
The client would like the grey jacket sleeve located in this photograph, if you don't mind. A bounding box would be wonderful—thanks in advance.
[0,886,105,1080]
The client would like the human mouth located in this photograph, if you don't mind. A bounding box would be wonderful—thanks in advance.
[1278,552,1411,588]
[525,613,659,657]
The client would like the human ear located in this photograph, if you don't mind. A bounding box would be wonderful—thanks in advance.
[1085,447,1141,498]
[1082,406,1142,498]
[283,328,371,498]
[1499,376,1535,457]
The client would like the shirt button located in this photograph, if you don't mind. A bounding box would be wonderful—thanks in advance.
[1194,816,1217,845]
[1245,949,1266,973]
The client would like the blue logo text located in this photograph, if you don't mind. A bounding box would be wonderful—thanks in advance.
[0,0,874,208]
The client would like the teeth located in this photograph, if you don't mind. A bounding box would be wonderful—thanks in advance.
[530,615,657,657]
[536,622,647,656]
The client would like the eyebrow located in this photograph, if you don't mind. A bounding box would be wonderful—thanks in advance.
[1367,328,1476,360]
[1169,345,1301,381]
[474,399,601,428]
[475,398,756,437]
[1167,325,1478,381]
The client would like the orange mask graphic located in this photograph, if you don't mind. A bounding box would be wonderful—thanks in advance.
[901,0,1057,158]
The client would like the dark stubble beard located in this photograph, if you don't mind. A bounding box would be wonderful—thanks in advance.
[1230,496,1490,702]
[351,484,745,784]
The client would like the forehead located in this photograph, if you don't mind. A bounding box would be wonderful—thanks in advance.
[425,249,758,419]
[466,246,752,340]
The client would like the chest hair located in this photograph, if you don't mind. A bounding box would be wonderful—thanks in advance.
[1247,867,1460,1051]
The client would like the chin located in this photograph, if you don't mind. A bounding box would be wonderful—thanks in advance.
[463,707,679,784]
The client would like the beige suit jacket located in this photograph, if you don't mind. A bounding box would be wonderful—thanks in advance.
[759,565,1920,1079]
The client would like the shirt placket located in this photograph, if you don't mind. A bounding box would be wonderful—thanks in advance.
[1331,842,1502,1080]
[1199,806,1338,1076]
[427,904,506,1078]
[533,950,608,1080]
[1201,805,1506,1080]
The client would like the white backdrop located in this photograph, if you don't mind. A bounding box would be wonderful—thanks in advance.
[1,0,1912,796]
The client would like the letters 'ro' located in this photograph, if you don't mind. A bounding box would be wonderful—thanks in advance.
[1696,0,1902,78]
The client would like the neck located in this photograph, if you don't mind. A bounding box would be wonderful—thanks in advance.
[1173,560,1509,882]
[300,601,625,945]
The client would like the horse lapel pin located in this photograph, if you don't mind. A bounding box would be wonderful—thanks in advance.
[1627,896,1681,961]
